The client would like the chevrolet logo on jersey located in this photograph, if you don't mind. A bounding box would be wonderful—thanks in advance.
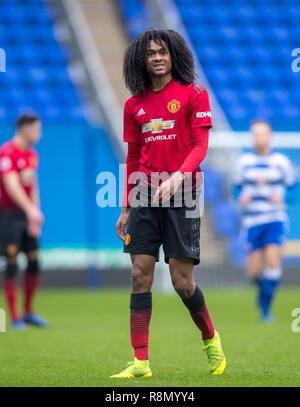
[142,119,175,134]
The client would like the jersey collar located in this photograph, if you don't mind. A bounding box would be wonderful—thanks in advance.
[150,77,175,95]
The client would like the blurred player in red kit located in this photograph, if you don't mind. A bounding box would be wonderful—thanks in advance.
[111,29,226,378]
[0,113,48,329]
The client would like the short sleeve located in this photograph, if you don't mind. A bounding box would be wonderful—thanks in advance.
[0,152,17,174]
[189,86,212,129]
[123,100,140,143]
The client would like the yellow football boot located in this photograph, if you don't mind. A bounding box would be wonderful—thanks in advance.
[203,331,226,375]
[110,357,152,379]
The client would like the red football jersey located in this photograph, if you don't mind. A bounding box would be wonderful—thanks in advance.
[0,140,39,210]
[123,78,212,181]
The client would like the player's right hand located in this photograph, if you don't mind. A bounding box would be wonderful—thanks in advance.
[116,207,130,241]
[27,221,42,238]
[26,205,44,225]
[26,206,44,238]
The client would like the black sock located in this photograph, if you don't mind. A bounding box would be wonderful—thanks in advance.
[5,263,18,279]
[181,285,204,312]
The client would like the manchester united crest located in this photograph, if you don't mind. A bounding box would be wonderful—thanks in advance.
[6,244,18,256]
[167,99,181,113]
[124,233,131,245]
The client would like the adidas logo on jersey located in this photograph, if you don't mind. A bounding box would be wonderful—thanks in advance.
[138,108,145,116]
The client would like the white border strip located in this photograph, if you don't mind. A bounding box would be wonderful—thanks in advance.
[62,0,126,158]
[38,248,131,269]
[0,249,131,271]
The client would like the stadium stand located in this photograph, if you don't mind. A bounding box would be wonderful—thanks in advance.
[0,0,87,121]
[117,0,151,40]
[174,0,300,132]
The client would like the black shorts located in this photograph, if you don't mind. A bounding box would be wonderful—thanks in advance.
[0,209,38,256]
[123,204,200,265]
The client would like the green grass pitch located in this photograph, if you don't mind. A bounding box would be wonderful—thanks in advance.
[0,287,299,387]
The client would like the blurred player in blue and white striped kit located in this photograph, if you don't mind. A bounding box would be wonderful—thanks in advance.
[232,119,296,322]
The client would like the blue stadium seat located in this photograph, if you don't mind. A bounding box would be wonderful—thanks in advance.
[178,7,207,26]
[228,104,249,121]
[229,236,246,268]
[202,169,224,202]
[268,89,290,104]
[211,201,239,237]
[0,0,87,122]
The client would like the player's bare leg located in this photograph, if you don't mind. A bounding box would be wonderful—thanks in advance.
[264,244,282,270]
[247,248,264,279]
[131,254,155,293]
[169,257,195,298]
[22,250,48,327]
[169,257,226,374]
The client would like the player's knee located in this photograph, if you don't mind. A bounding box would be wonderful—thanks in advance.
[265,249,281,269]
[27,259,40,275]
[131,264,152,291]
[172,276,194,298]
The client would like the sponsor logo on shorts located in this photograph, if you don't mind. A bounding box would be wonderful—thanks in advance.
[167,99,181,113]
[124,233,131,245]
[196,111,211,118]
[6,244,18,256]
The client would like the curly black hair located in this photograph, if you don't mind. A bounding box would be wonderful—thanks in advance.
[123,28,196,95]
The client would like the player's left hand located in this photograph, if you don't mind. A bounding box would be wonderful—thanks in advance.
[153,171,185,204]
